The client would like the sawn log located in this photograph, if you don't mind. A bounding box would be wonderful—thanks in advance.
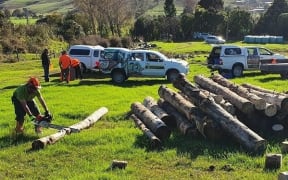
[173,74,267,153]
[130,114,162,148]
[194,74,254,114]
[211,74,277,117]
[158,85,223,140]
[143,96,176,128]
[32,107,108,150]
[130,102,171,140]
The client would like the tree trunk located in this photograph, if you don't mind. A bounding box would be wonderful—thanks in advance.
[130,114,162,149]
[32,107,108,150]
[130,102,171,140]
[143,96,176,128]
[157,98,198,136]
[158,85,224,140]
[211,74,277,117]
[173,74,267,153]
[194,75,254,114]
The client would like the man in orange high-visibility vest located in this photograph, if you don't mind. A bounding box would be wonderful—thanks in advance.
[71,58,83,79]
[59,50,72,83]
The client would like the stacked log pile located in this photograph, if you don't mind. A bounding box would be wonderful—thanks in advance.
[130,74,288,154]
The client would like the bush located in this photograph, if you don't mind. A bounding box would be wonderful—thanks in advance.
[109,37,122,47]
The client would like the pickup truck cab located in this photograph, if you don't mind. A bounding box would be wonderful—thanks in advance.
[68,45,105,72]
[99,48,189,83]
[207,45,287,77]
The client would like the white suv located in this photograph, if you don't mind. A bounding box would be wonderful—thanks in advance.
[68,45,105,72]
[100,48,189,83]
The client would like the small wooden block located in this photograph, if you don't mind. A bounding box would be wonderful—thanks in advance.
[265,153,282,170]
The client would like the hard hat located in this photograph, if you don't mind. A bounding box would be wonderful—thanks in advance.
[28,77,41,89]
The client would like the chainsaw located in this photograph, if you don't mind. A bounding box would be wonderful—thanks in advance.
[34,114,80,133]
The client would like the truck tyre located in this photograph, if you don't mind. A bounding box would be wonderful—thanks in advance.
[280,72,288,79]
[111,69,126,83]
[167,69,179,82]
[232,64,243,77]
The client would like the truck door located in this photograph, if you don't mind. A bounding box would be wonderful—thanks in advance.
[246,47,260,69]
[141,52,165,76]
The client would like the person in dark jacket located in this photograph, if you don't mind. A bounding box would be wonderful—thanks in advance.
[41,49,50,82]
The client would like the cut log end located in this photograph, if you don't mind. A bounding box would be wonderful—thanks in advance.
[265,153,282,169]
[32,140,45,150]
[265,104,278,117]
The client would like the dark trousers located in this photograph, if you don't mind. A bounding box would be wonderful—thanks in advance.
[61,67,70,83]
[43,64,50,82]
[74,65,83,79]
[11,96,40,123]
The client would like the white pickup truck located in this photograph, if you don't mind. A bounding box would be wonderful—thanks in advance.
[99,48,189,83]
[207,45,287,77]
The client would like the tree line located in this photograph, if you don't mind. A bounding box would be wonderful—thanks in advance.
[0,0,288,56]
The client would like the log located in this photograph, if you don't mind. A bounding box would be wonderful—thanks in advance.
[158,85,224,140]
[157,98,198,136]
[180,91,235,115]
[194,75,254,114]
[130,114,162,148]
[32,107,108,150]
[111,160,128,170]
[130,102,171,140]
[242,83,287,96]
[281,141,288,154]
[143,96,176,128]
[173,74,267,153]
[211,74,277,117]
[244,87,288,112]
[265,153,282,169]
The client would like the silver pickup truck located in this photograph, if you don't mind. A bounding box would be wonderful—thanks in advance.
[99,48,189,83]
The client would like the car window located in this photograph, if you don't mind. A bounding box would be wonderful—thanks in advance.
[69,49,90,56]
[132,53,144,61]
[259,48,272,55]
[224,48,242,55]
[147,53,161,62]
[93,50,100,57]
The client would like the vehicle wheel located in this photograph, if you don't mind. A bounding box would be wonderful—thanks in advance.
[111,70,126,83]
[167,69,179,82]
[280,72,288,79]
[232,64,243,77]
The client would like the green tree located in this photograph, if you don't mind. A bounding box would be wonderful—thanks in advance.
[254,0,288,35]
[227,9,253,40]
[277,13,288,39]
[164,0,176,17]
[198,0,224,12]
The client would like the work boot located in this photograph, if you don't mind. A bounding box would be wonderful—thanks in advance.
[34,125,42,134]
[15,122,24,134]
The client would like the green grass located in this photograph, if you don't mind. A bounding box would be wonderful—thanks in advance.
[0,41,288,179]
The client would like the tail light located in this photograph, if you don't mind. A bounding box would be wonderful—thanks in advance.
[95,61,100,68]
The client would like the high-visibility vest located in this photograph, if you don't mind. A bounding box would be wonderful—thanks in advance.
[71,58,80,67]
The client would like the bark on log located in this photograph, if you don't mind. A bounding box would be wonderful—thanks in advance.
[194,75,254,114]
[173,74,267,153]
[143,96,176,128]
[242,83,287,96]
[130,114,162,148]
[244,87,288,112]
[130,102,171,140]
[158,85,224,140]
[32,107,108,150]
[157,98,198,136]
[211,74,277,117]
[179,91,235,115]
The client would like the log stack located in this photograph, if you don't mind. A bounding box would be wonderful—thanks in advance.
[129,73,288,154]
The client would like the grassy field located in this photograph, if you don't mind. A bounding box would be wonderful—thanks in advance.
[0,41,288,179]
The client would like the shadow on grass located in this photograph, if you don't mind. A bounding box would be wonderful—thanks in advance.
[0,133,38,149]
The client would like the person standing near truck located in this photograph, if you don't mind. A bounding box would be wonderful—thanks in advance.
[59,50,72,83]
[71,58,83,79]
[41,49,50,82]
